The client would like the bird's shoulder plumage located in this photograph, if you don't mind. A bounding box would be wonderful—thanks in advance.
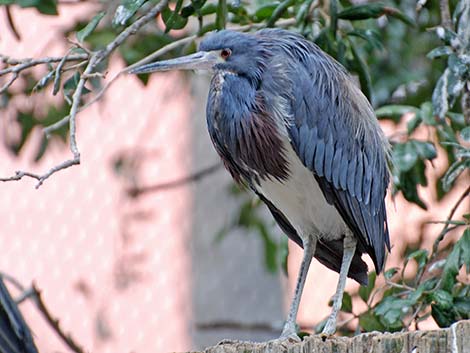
[256,29,391,272]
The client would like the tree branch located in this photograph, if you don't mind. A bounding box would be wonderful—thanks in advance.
[32,283,85,353]
[430,184,470,261]
[439,0,452,30]
[1,0,170,188]
[5,5,21,40]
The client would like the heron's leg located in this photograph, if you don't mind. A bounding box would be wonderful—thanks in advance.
[280,235,316,339]
[321,235,357,336]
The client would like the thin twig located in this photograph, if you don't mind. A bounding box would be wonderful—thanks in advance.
[0,54,88,75]
[0,72,18,93]
[127,163,222,196]
[32,283,85,353]
[385,279,415,292]
[5,5,21,40]
[430,184,470,262]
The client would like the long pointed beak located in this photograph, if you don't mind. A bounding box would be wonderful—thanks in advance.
[128,51,218,74]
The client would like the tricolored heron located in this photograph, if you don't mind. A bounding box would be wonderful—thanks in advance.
[130,29,390,339]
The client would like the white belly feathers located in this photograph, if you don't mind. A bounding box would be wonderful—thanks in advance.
[254,140,348,243]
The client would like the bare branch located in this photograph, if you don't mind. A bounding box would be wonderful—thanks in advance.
[0,158,80,188]
[127,163,222,197]
[5,5,21,40]
[439,0,452,30]
[430,184,470,261]
[2,0,170,187]
[0,54,88,75]
[0,71,18,93]
[32,283,85,353]
[462,82,470,126]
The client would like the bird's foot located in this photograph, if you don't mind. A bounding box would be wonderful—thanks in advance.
[264,333,301,350]
[216,339,246,346]
[262,323,302,348]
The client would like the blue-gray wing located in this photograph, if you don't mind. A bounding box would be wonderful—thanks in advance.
[284,44,390,272]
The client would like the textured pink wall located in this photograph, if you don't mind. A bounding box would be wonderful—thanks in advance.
[1,6,192,352]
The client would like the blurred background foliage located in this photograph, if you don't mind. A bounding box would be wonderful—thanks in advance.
[0,0,469,337]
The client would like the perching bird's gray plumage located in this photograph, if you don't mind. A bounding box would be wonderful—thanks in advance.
[130,28,391,339]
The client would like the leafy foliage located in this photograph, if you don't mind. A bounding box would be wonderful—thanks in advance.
[0,0,469,336]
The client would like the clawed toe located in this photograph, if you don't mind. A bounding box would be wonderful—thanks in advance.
[216,339,243,346]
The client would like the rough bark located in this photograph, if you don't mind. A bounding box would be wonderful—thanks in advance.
[193,320,470,353]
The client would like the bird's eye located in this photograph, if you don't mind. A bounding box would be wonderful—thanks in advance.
[220,49,231,59]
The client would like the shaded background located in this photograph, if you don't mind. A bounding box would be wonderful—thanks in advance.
[0,2,469,353]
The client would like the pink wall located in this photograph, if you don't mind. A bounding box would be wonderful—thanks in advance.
[1,6,192,352]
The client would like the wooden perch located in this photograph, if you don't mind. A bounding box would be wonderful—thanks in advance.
[194,320,470,353]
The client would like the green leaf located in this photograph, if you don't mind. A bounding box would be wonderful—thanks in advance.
[374,296,408,330]
[432,69,449,120]
[253,4,277,22]
[162,1,188,32]
[359,311,386,332]
[384,267,399,280]
[407,114,422,134]
[359,272,376,303]
[375,105,418,122]
[420,101,436,126]
[393,142,418,172]
[431,303,456,327]
[113,0,146,26]
[411,141,437,160]
[383,7,415,27]
[337,3,386,20]
[18,0,58,15]
[405,249,428,272]
[441,228,470,291]
[427,46,453,59]
[454,296,470,319]
[347,29,384,50]
[442,160,468,192]
[341,291,353,313]
[429,289,453,309]
[77,11,105,43]
[461,127,470,142]
[350,40,371,100]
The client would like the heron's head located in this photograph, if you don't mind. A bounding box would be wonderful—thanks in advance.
[129,30,267,83]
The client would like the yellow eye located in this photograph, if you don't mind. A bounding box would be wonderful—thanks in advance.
[220,48,231,59]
